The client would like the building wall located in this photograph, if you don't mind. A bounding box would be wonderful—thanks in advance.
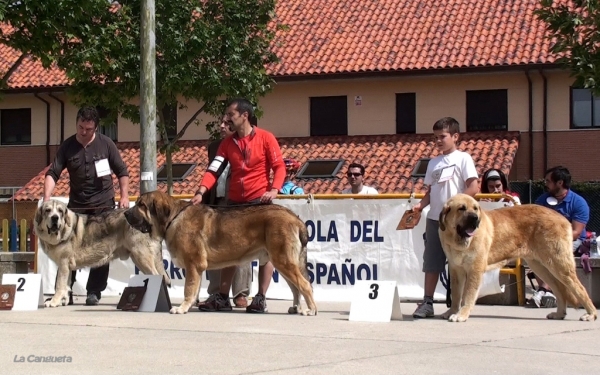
[0,145,59,187]
[119,70,551,140]
[0,201,37,222]
[2,68,599,187]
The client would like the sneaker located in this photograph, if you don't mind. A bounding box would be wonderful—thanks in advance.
[85,293,100,306]
[197,293,232,312]
[412,302,434,318]
[541,292,558,308]
[246,293,268,313]
[530,289,546,308]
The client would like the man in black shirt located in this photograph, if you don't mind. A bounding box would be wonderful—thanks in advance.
[44,106,130,306]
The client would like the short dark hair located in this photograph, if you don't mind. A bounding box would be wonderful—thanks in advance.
[227,98,255,120]
[432,117,460,135]
[76,106,100,128]
[249,114,258,126]
[347,162,365,175]
[545,166,572,189]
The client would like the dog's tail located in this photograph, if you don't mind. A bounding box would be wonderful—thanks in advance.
[298,222,310,283]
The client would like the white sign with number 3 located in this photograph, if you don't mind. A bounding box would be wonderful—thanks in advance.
[349,280,403,322]
[2,274,44,311]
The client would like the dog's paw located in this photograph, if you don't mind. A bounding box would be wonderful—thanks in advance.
[579,313,597,322]
[440,309,456,320]
[288,306,299,314]
[44,300,61,308]
[300,309,317,316]
[169,306,188,314]
[546,312,566,320]
[448,313,468,322]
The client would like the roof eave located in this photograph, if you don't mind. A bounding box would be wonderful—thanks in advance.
[0,85,70,94]
[271,63,563,82]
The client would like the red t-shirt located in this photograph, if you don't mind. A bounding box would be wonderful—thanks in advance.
[200,127,286,202]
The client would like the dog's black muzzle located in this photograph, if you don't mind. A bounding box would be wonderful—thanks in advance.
[124,208,152,234]
[457,212,480,238]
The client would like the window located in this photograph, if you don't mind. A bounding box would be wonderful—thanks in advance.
[156,163,196,181]
[466,89,508,131]
[295,159,344,179]
[1,108,31,145]
[96,106,118,141]
[571,88,600,128]
[309,96,347,136]
[396,93,416,134]
[411,158,431,178]
[162,103,178,140]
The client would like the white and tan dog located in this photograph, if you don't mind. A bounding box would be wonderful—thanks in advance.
[34,199,170,307]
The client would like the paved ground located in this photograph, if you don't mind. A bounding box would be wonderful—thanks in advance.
[1,296,599,375]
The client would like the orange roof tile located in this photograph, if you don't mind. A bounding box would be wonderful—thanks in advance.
[13,131,520,201]
[0,36,70,89]
[0,1,559,87]
[268,0,557,77]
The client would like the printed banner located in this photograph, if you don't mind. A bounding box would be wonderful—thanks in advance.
[37,197,506,302]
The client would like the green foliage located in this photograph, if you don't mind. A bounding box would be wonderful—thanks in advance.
[536,0,600,95]
[0,0,282,190]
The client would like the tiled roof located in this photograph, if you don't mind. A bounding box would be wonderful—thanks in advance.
[0,1,558,87]
[269,0,557,76]
[13,131,520,201]
[0,43,70,89]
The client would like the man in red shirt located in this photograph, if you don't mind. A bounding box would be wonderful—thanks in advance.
[191,98,286,313]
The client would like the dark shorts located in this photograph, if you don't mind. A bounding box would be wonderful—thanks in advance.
[422,219,447,273]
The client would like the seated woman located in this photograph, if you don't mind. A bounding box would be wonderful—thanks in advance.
[480,168,521,206]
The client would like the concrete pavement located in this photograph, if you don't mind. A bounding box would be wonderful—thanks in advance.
[1,296,599,375]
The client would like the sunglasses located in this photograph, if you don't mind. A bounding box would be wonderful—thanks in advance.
[347,172,363,177]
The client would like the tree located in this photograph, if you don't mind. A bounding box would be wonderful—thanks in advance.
[536,0,600,96]
[0,0,281,193]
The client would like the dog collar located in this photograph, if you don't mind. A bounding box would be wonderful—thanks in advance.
[165,203,193,232]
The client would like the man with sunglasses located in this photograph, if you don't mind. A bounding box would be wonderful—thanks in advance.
[342,163,378,194]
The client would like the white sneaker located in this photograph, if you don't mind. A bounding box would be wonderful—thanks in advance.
[541,292,557,308]
[531,289,546,308]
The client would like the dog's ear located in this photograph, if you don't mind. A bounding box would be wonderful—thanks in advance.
[34,205,44,227]
[64,207,72,228]
[149,194,171,226]
[439,204,451,231]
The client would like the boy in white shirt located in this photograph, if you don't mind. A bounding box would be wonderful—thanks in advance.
[411,117,479,318]
[341,163,379,194]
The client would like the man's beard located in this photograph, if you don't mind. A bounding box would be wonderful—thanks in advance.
[548,186,561,196]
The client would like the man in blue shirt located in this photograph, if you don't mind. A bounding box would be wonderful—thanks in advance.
[529,166,590,308]
[280,159,305,195]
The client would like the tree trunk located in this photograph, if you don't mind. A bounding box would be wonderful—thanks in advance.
[165,144,174,196]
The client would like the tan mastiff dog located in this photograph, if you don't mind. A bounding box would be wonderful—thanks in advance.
[438,193,596,322]
[124,190,317,316]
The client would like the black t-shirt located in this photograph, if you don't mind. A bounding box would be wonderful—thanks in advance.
[46,133,129,207]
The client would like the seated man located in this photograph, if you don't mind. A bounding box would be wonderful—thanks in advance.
[280,159,304,195]
[341,162,378,195]
[529,166,590,308]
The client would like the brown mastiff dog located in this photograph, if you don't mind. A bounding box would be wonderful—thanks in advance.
[124,190,317,315]
[438,193,596,322]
